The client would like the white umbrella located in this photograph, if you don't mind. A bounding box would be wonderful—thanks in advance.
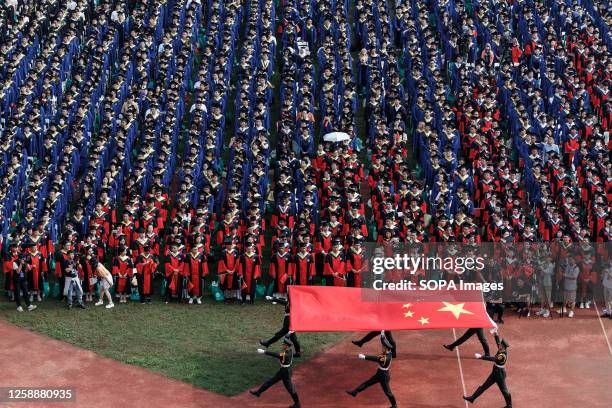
[323,132,350,142]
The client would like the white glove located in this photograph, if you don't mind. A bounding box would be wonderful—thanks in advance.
[475,353,482,359]
[265,296,273,301]
[272,302,277,305]
[257,349,265,354]
[381,330,385,335]
[358,353,366,359]
[490,327,498,334]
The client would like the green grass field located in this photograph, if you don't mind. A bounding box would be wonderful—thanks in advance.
[0,295,345,396]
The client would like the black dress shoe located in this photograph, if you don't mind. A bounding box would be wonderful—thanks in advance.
[443,344,453,351]
[259,340,269,348]
[346,390,357,397]
[249,390,260,397]
[351,340,362,347]
[78,303,86,309]
[463,395,475,403]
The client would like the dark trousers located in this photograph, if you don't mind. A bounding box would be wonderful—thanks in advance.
[355,331,397,356]
[256,368,300,406]
[14,277,31,308]
[136,274,152,302]
[59,275,65,299]
[4,273,12,296]
[241,277,255,304]
[264,318,301,353]
[165,277,186,303]
[470,367,512,407]
[241,291,255,304]
[487,303,505,321]
[449,328,490,355]
[354,369,397,406]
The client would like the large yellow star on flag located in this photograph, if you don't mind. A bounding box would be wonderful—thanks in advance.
[418,316,429,325]
[437,302,474,320]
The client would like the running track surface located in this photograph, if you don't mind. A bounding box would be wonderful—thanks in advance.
[0,308,611,408]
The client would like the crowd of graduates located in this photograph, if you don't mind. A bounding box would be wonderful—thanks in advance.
[0,0,610,313]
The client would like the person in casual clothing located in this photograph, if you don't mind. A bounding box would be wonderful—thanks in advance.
[94,256,114,309]
[559,258,580,318]
[12,247,37,312]
[62,251,85,310]
[536,256,554,318]
[602,262,612,319]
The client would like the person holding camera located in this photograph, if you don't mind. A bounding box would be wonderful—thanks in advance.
[12,245,37,312]
[62,251,85,310]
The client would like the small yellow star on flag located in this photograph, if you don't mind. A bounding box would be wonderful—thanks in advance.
[437,302,474,320]
[418,316,429,325]
[402,303,412,308]
[404,310,414,318]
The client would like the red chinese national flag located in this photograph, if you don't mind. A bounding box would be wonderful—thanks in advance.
[289,286,496,332]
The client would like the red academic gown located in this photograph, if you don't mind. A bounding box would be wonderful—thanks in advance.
[291,252,315,285]
[136,253,158,296]
[240,252,261,295]
[112,255,135,294]
[346,248,366,288]
[3,254,18,292]
[25,252,47,292]
[164,253,185,297]
[183,252,208,297]
[324,250,346,286]
[315,231,333,276]
[271,205,295,229]
[91,210,111,241]
[131,239,149,262]
[55,250,71,278]
[269,251,291,294]
[216,217,238,245]
[218,249,240,291]
[79,254,96,294]
[118,221,135,248]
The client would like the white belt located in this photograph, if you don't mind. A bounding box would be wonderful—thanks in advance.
[281,364,291,368]
[495,364,505,369]
[378,366,390,371]
[284,313,290,316]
